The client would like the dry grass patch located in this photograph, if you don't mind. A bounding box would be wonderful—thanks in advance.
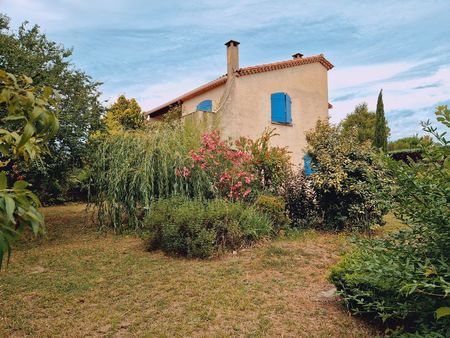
[0,204,379,337]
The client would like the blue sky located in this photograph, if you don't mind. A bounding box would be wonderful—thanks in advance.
[2,0,450,140]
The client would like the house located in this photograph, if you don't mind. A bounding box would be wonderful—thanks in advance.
[145,40,334,166]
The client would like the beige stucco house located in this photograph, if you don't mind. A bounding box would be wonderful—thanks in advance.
[146,40,333,166]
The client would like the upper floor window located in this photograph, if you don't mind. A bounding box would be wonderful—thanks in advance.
[271,92,292,124]
[197,99,213,112]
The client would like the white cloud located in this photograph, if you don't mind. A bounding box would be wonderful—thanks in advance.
[329,61,450,139]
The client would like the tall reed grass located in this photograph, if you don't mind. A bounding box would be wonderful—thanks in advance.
[89,119,212,231]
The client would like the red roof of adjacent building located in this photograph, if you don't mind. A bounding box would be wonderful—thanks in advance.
[146,54,333,117]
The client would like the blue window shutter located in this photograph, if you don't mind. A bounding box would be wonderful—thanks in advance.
[197,100,212,112]
[285,93,292,123]
[271,92,286,122]
[304,154,313,176]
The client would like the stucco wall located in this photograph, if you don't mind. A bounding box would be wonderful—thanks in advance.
[181,62,329,166]
[182,85,225,116]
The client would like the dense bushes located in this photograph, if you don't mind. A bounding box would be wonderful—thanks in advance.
[305,120,391,231]
[144,197,274,258]
[330,107,450,336]
[90,122,291,232]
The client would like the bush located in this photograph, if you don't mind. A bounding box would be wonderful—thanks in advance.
[305,120,391,231]
[182,128,291,201]
[144,197,274,258]
[254,194,290,229]
[283,170,319,227]
[330,107,450,336]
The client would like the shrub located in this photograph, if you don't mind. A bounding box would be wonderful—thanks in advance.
[144,197,274,258]
[254,194,290,229]
[182,128,291,201]
[283,170,319,228]
[305,120,391,231]
[330,107,450,336]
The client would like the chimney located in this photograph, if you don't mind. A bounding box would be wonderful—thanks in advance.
[292,52,304,59]
[225,40,240,76]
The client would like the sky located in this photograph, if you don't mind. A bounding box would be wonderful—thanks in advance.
[2,0,450,140]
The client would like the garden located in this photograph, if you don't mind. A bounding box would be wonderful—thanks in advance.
[0,13,449,337]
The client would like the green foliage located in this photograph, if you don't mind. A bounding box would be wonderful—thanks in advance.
[89,120,212,232]
[341,102,390,145]
[374,90,388,152]
[144,197,274,258]
[254,194,290,228]
[341,103,377,143]
[283,171,319,228]
[0,14,104,204]
[242,128,292,194]
[306,120,391,231]
[330,107,450,335]
[103,95,145,133]
[0,70,59,267]
[388,135,432,152]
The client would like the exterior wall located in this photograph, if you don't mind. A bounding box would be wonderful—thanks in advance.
[222,63,329,165]
[182,85,225,116]
[180,62,329,166]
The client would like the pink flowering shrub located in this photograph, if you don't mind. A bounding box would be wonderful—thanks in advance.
[177,128,291,201]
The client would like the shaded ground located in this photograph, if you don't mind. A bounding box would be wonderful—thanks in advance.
[0,204,379,337]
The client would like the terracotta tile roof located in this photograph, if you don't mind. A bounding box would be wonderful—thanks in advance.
[236,54,333,77]
[146,54,333,117]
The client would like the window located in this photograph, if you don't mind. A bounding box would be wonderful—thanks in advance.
[271,92,292,124]
[196,99,213,112]
[303,154,313,176]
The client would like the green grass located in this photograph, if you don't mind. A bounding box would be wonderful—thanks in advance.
[0,204,380,337]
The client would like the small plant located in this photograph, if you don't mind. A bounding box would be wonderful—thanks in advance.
[144,197,274,258]
[254,194,290,229]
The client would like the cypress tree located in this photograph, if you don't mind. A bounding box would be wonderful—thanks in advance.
[374,89,388,151]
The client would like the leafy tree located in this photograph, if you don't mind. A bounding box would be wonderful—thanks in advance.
[341,102,390,145]
[0,70,59,267]
[374,89,388,151]
[0,14,104,203]
[341,103,376,143]
[388,135,432,151]
[104,95,144,133]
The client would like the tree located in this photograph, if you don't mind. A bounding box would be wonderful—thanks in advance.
[340,103,376,143]
[374,89,388,151]
[103,95,144,133]
[0,70,59,267]
[341,102,390,145]
[388,135,432,151]
[0,14,104,203]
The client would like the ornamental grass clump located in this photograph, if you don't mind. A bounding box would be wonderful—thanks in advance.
[89,119,212,232]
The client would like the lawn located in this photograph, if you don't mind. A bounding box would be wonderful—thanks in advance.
[0,204,380,337]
